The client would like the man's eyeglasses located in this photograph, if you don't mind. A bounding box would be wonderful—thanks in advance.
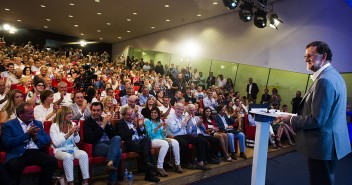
[304,53,321,60]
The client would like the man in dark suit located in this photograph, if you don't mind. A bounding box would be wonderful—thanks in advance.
[279,41,351,185]
[83,102,122,185]
[246,78,259,103]
[1,102,57,185]
[149,84,160,98]
[260,88,271,104]
[290,91,303,114]
[115,106,160,182]
[206,72,216,89]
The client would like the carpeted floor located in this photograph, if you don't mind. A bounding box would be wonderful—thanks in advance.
[192,151,352,185]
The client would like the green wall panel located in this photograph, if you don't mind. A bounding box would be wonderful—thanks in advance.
[268,69,309,112]
[342,73,352,104]
[211,60,238,83]
[235,64,270,102]
[154,52,172,66]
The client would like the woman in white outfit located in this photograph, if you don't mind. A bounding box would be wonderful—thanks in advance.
[144,107,183,177]
[50,106,89,185]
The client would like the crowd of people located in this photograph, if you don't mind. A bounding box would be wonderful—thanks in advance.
[0,42,301,185]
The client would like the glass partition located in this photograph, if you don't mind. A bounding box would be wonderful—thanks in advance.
[211,60,238,83]
[268,69,309,112]
[235,64,270,103]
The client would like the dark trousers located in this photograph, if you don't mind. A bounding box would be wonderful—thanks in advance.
[307,158,336,185]
[174,134,208,163]
[198,135,221,160]
[5,149,58,185]
[0,164,15,185]
[125,137,154,175]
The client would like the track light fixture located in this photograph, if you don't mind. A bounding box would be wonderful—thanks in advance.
[223,0,240,10]
[239,1,254,22]
[269,13,283,29]
[254,9,267,28]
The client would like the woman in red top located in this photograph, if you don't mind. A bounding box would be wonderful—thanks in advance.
[202,107,232,162]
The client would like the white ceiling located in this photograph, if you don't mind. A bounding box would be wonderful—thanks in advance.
[0,0,241,44]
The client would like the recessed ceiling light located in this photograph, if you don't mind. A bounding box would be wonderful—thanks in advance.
[95,0,100,2]
[166,19,170,22]
[81,33,84,36]
[17,20,21,22]
[165,5,170,8]
[46,19,51,22]
[69,3,74,6]
[97,30,101,32]
[118,36,122,39]
[44,26,48,28]
[127,30,131,33]
[74,24,79,27]
[5,8,10,11]
[107,23,111,25]
[41,5,46,8]
[133,12,138,15]
[99,38,103,40]
[213,2,218,5]
[197,14,202,17]
[68,15,73,18]
[151,26,155,29]
[97,12,102,15]
[127,18,131,21]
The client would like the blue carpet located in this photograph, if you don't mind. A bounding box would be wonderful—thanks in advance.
[192,151,352,185]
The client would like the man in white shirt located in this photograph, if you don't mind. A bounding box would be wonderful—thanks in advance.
[233,97,248,118]
[13,57,25,70]
[158,97,175,117]
[53,81,73,107]
[203,90,218,112]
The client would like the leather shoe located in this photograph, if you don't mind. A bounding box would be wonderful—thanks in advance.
[156,168,168,177]
[195,164,211,171]
[105,165,117,172]
[208,158,220,164]
[181,163,196,169]
[175,165,184,173]
[231,153,237,160]
[145,175,160,182]
[240,152,247,160]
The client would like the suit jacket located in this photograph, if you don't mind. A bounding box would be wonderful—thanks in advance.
[214,114,236,131]
[149,90,157,98]
[1,118,50,162]
[83,117,115,145]
[115,119,145,146]
[246,83,259,99]
[291,65,351,160]
[70,103,91,121]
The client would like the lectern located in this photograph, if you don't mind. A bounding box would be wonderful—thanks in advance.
[249,105,295,185]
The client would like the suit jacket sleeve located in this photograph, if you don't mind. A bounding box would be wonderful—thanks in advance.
[115,120,135,142]
[83,117,104,144]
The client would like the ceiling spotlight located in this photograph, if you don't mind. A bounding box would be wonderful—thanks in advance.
[269,13,283,29]
[239,1,253,22]
[80,40,87,47]
[254,9,267,28]
[223,0,240,10]
[3,24,11,30]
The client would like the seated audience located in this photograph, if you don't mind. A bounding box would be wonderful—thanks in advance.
[166,103,211,170]
[139,86,153,107]
[141,97,156,119]
[272,104,296,146]
[0,89,24,122]
[214,105,247,160]
[155,90,164,107]
[34,90,58,123]
[145,107,183,177]
[158,97,175,118]
[101,96,118,118]
[83,102,122,185]
[202,107,232,162]
[1,102,58,185]
[70,91,91,121]
[170,90,183,106]
[203,90,218,112]
[50,106,89,185]
[115,106,160,182]
[54,81,73,107]
[120,86,135,106]
[26,79,45,106]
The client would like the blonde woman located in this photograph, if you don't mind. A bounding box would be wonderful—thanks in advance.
[0,89,23,122]
[50,106,89,185]
[18,76,33,94]
[101,96,118,118]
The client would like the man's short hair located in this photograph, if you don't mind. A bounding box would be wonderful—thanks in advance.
[16,102,33,116]
[120,106,133,116]
[91,102,103,110]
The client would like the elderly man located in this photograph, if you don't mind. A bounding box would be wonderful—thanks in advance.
[6,67,22,86]
[70,91,91,121]
[120,87,135,106]
[115,106,160,182]
[139,86,152,107]
[166,103,211,170]
[158,97,175,118]
[1,102,58,185]
[53,81,73,106]
[203,90,218,112]
[120,95,143,121]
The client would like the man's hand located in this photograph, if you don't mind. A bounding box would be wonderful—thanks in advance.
[28,125,40,139]
[102,114,111,128]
